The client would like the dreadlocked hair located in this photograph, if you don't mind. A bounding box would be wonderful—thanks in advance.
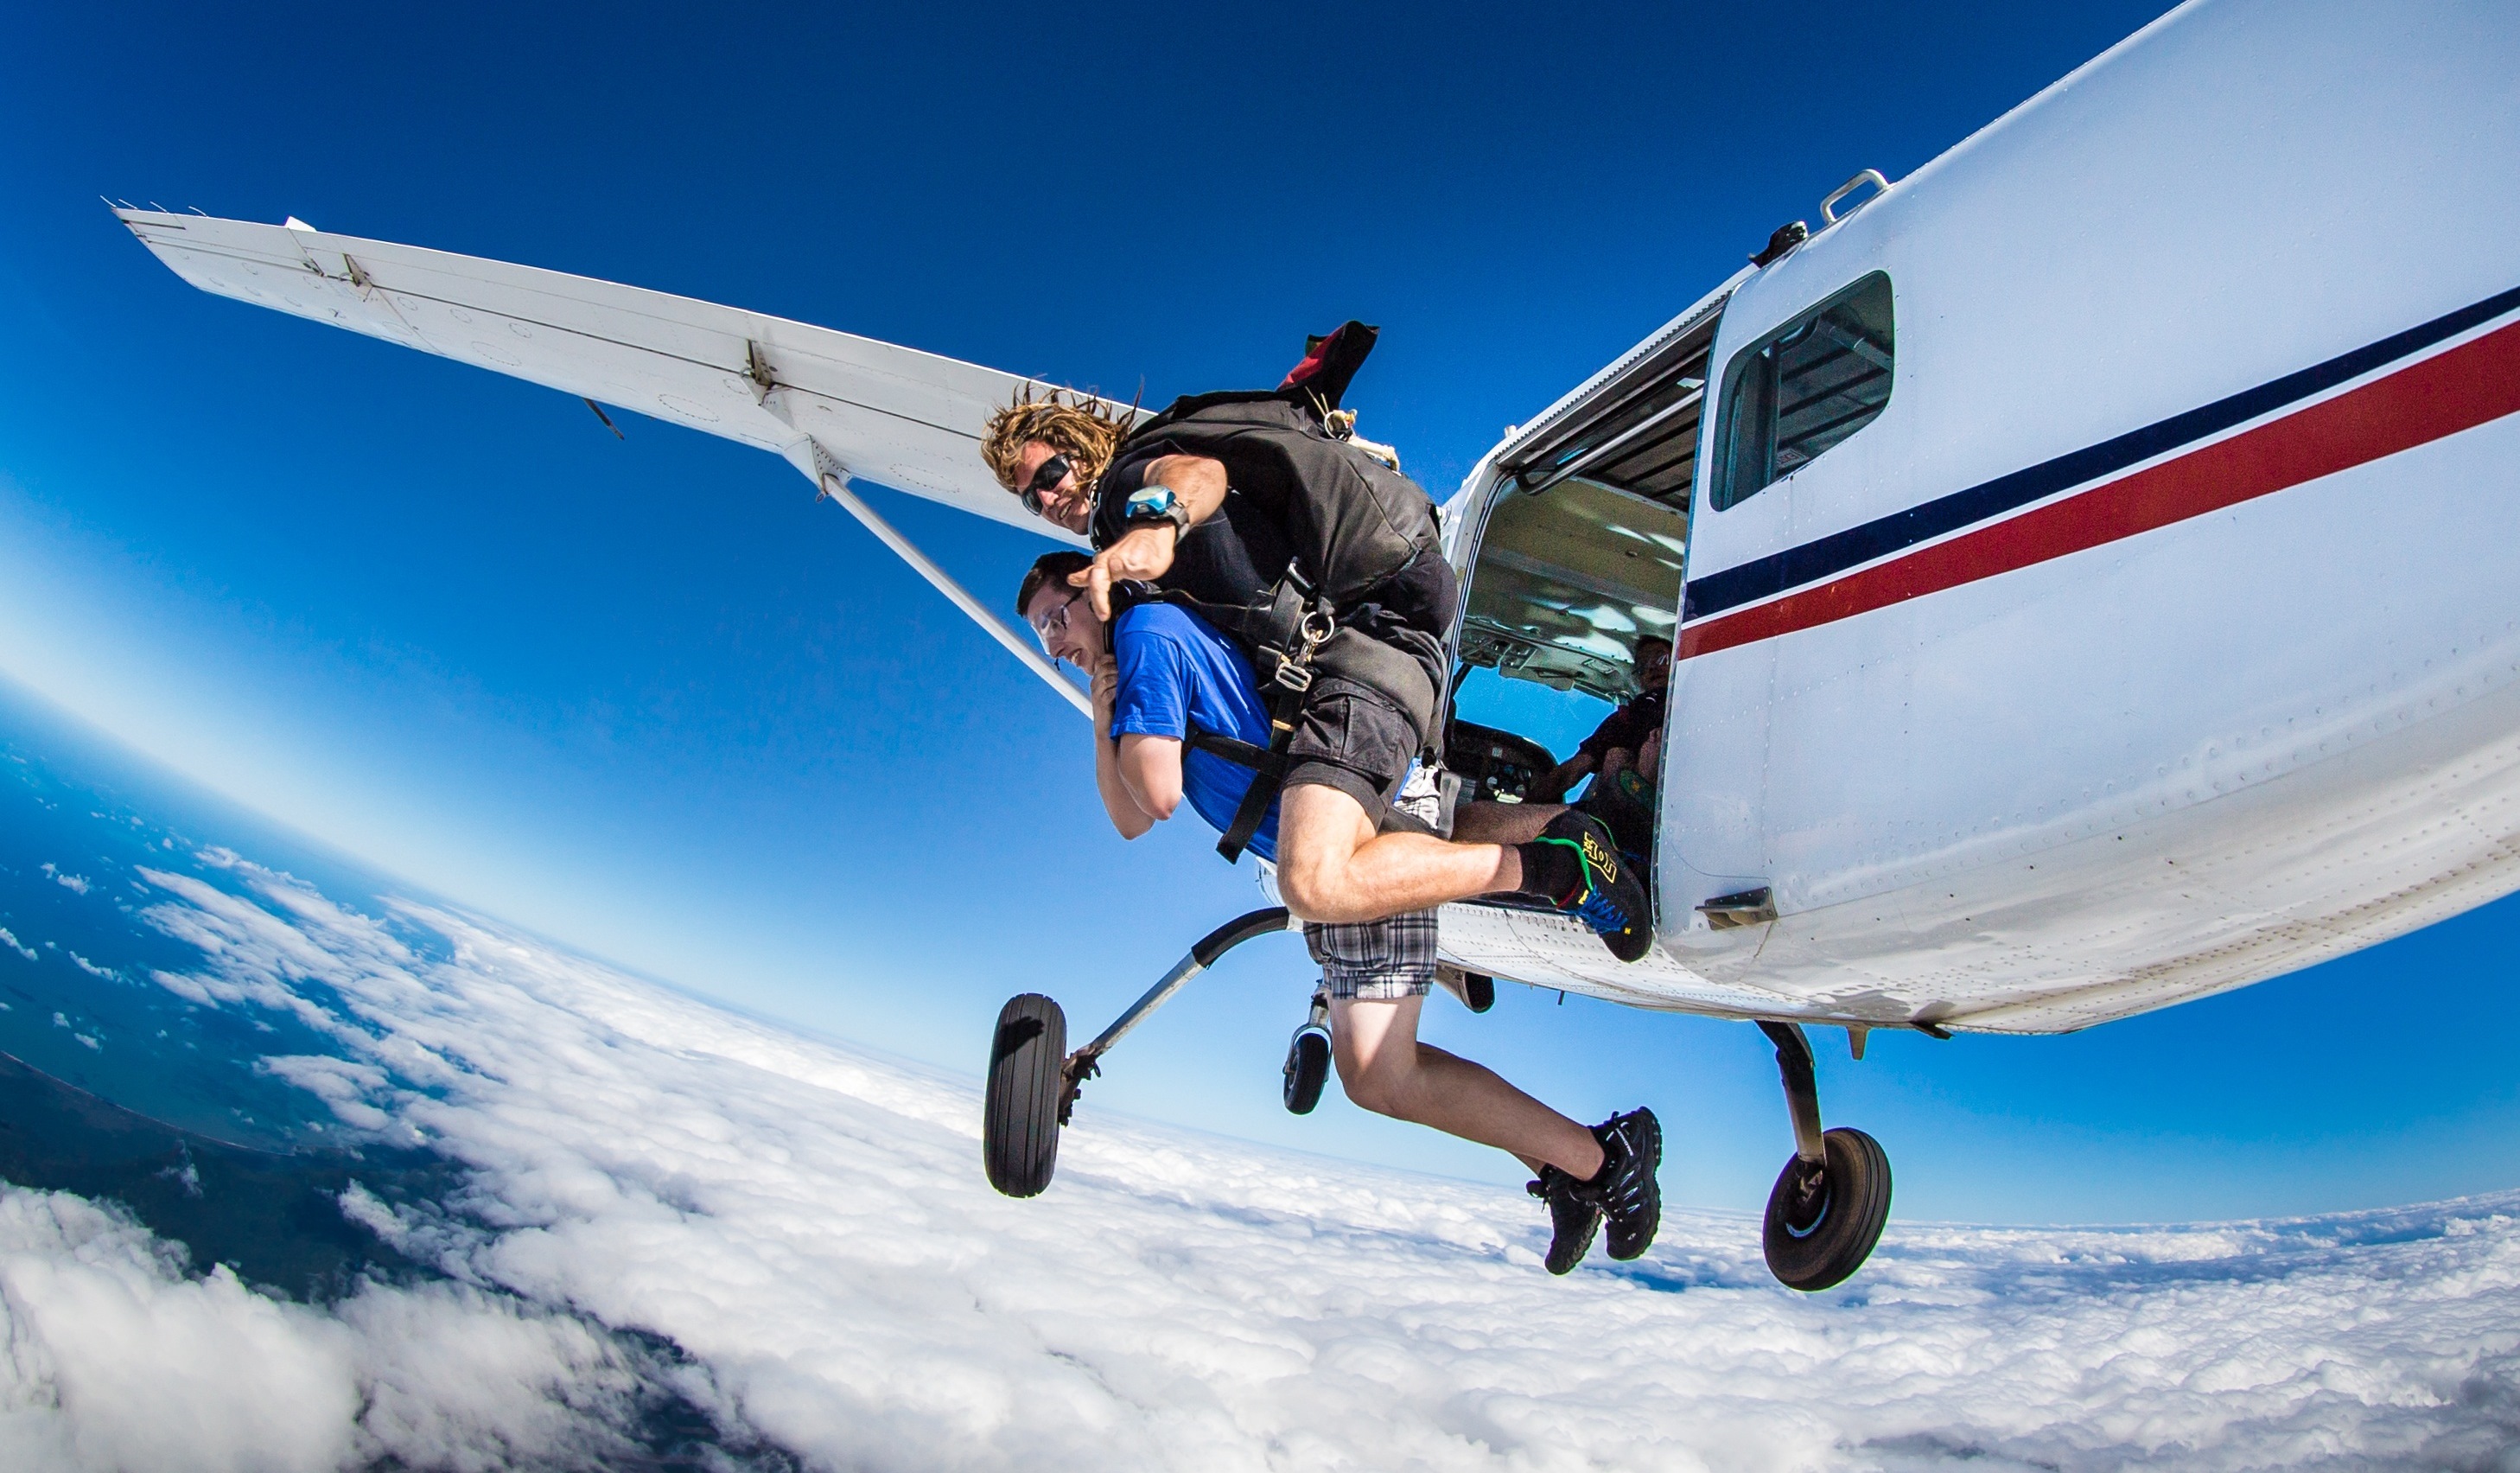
[980,384,1136,496]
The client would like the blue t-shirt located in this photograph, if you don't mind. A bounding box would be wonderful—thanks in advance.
[1108,602,1280,862]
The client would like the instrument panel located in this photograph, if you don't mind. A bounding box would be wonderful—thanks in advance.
[1445,720,1559,805]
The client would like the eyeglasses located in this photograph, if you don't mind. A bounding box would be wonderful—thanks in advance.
[1020,453,1073,517]
[1028,590,1083,649]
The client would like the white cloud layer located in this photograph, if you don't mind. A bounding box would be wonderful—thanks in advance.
[0,1187,673,1473]
[0,859,2511,1470]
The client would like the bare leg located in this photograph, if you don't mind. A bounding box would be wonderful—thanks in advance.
[1331,992,1603,1177]
[1277,783,1530,923]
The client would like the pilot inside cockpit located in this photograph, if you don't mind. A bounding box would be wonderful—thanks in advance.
[1518,634,1670,862]
[1535,634,1672,804]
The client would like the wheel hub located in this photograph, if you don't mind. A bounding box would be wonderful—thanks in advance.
[1780,1157,1830,1237]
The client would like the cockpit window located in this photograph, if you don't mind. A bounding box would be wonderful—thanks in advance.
[1712,272,1893,511]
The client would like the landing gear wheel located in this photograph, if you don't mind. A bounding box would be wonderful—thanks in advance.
[1760,1126,1892,1291]
[983,993,1067,1197]
[1282,1026,1332,1114]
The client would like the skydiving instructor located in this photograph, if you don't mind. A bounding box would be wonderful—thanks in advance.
[1015,551,1660,1272]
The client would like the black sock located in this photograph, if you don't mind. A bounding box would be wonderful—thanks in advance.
[1512,839,1581,906]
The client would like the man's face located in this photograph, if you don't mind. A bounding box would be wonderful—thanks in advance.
[1636,639,1673,692]
[1011,440,1094,535]
[1025,580,1105,669]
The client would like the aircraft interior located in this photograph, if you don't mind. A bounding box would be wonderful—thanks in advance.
[1448,478,1686,803]
[1443,313,1714,815]
[1442,277,1897,819]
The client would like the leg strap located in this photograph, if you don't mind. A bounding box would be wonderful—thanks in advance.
[1194,571,1340,864]
[1196,684,1303,864]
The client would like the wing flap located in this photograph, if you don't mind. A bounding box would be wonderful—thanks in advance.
[116,208,1110,538]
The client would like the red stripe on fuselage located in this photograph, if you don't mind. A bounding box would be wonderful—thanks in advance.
[1678,317,2520,660]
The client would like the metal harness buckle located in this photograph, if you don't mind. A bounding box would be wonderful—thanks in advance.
[1270,604,1336,693]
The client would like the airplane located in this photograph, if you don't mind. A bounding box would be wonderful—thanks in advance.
[113,0,2520,1291]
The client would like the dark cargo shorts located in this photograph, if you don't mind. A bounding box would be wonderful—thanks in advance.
[1282,676,1420,817]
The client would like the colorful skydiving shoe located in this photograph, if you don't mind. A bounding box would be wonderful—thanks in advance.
[1591,1106,1664,1261]
[1518,811,1654,961]
[1527,1165,1604,1275]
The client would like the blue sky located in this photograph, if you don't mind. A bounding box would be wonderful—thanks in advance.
[3,0,2516,1224]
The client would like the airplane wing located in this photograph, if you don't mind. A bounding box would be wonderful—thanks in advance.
[112,207,1112,543]
[116,207,1111,716]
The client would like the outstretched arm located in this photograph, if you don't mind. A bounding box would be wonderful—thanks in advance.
[1072,452,1231,618]
[1535,750,1596,804]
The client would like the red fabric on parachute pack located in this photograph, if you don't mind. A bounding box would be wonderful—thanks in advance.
[1278,321,1380,411]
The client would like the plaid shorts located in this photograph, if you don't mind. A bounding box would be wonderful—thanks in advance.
[1302,909,1440,1000]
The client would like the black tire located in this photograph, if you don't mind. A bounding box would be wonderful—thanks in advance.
[1760,1126,1893,1291]
[1282,1028,1331,1115]
[984,993,1066,1197]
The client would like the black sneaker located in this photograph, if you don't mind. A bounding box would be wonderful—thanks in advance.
[1534,811,1654,962]
[1593,1107,1663,1261]
[1526,1166,1602,1275]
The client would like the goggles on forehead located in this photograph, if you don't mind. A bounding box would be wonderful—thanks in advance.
[1021,454,1073,517]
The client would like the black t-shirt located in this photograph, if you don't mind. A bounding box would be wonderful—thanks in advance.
[1094,438,1297,618]
[1578,686,1667,763]
[1092,436,1454,643]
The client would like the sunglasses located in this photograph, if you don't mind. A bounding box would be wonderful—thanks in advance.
[1020,453,1073,517]
[1028,590,1083,649]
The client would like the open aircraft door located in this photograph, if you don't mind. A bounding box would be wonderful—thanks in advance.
[1444,272,1772,939]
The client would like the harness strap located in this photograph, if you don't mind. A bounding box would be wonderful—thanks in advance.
[1193,570,1337,864]
[1184,729,1276,771]
[1207,684,1303,864]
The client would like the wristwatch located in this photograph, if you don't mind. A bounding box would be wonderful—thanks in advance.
[1123,484,1193,536]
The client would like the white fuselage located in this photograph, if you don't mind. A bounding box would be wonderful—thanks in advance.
[1435,0,2520,1034]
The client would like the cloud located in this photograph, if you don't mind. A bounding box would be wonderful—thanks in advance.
[0,927,35,962]
[0,1187,690,1473]
[257,1055,391,1131]
[38,864,88,895]
[3,858,2515,1470]
[0,1187,360,1473]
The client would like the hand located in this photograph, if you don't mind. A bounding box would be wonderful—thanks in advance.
[1070,523,1178,619]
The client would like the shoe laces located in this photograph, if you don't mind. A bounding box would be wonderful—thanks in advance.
[1530,1165,1598,1208]
[1574,887,1632,935]
[1596,1122,1651,1215]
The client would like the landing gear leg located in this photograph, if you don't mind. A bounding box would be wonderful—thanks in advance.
[1754,1020,1892,1291]
[1282,986,1332,1114]
[982,908,1300,1197]
[1435,964,1495,1013]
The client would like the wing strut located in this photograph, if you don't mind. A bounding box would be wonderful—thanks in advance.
[804,456,1092,720]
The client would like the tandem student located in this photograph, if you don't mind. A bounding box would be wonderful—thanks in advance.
[1015,550,1660,1273]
